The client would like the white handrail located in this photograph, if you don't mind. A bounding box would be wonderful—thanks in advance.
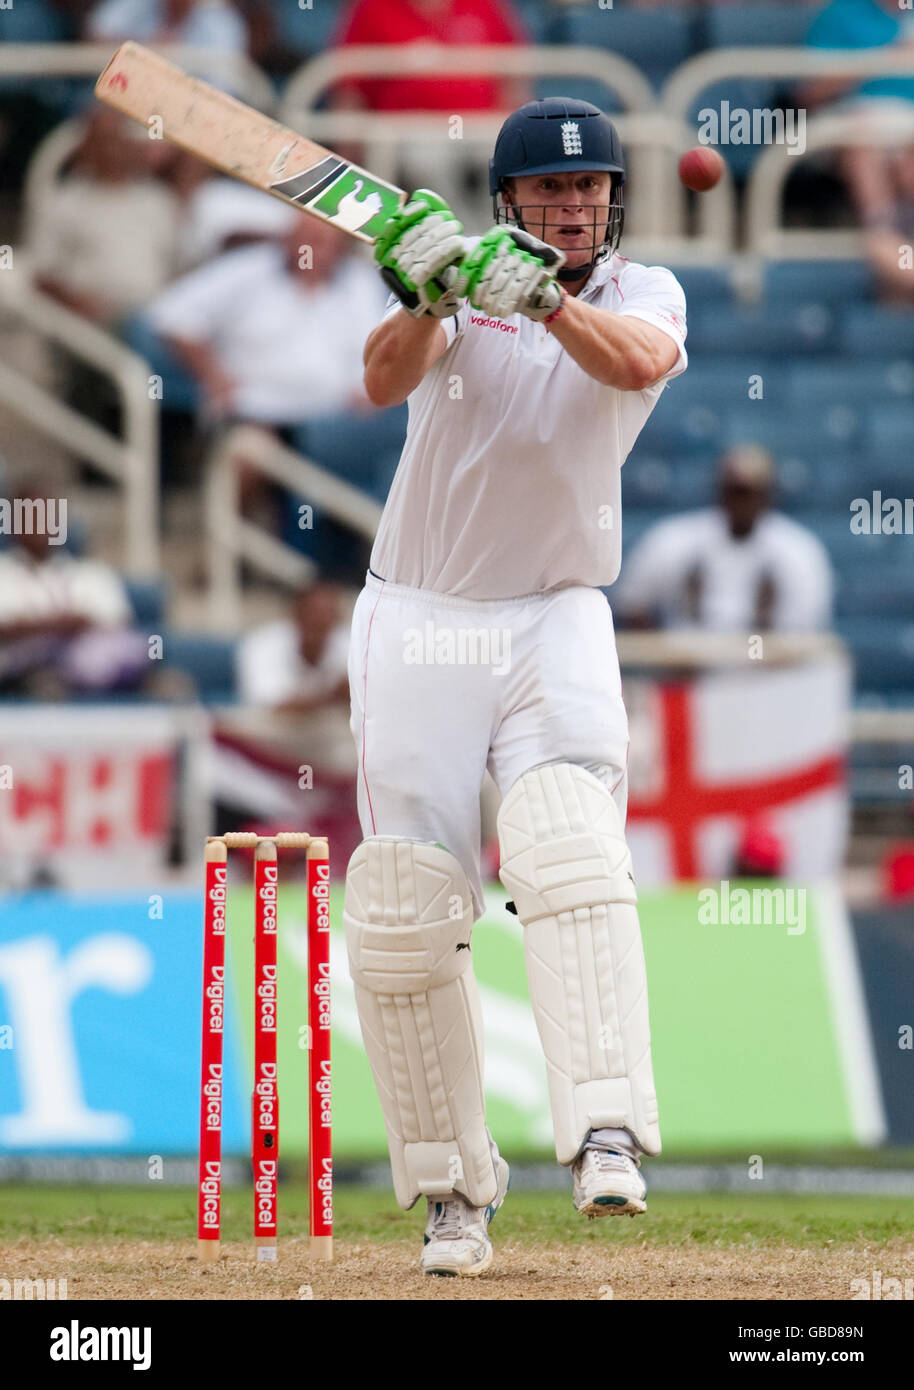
[21,117,85,248]
[616,630,848,668]
[0,281,159,576]
[662,44,914,121]
[0,42,276,109]
[282,43,655,122]
[746,106,914,260]
[205,424,383,630]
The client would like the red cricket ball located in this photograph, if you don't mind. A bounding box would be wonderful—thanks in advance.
[678,146,725,193]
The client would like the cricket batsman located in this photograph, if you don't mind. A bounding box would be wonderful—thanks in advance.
[342,98,687,1276]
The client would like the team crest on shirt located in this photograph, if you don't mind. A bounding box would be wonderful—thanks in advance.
[561,122,583,156]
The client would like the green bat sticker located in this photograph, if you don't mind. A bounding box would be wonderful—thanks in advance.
[306,165,404,240]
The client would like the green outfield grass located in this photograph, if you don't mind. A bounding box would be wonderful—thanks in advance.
[2,1185,914,1250]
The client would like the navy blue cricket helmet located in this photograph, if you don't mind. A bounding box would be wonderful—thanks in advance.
[489,98,626,268]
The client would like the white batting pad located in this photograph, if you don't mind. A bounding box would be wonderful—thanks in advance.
[497,763,661,1161]
[343,837,498,1208]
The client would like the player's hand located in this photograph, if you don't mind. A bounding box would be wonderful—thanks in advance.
[374,189,467,319]
[456,227,566,322]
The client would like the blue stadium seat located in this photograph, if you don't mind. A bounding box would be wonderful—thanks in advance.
[764,260,875,304]
[638,393,725,453]
[623,449,717,508]
[294,405,407,503]
[797,512,913,572]
[721,408,862,453]
[686,301,833,356]
[842,305,914,357]
[559,6,698,90]
[836,617,914,693]
[512,0,555,44]
[705,3,814,48]
[836,569,914,619]
[619,508,664,557]
[668,265,735,306]
[533,76,623,114]
[274,0,345,56]
[123,579,167,628]
[863,403,914,469]
[161,631,237,703]
[788,360,914,413]
[675,357,790,407]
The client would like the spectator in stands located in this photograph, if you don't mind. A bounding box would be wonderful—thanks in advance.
[803,0,914,228]
[0,478,147,697]
[87,0,247,55]
[31,105,182,327]
[860,141,914,301]
[179,174,308,268]
[615,446,834,632]
[331,0,529,113]
[145,211,386,434]
[236,580,350,714]
[330,0,530,210]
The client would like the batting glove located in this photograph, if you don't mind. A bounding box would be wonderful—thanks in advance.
[374,189,467,319]
[456,227,566,322]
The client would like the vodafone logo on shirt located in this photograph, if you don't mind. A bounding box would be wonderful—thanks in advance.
[470,313,519,335]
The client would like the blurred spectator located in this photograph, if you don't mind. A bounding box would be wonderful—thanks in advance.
[860,141,914,301]
[87,0,247,53]
[236,581,350,714]
[615,446,834,632]
[331,0,529,113]
[179,175,308,267]
[0,479,147,697]
[145,212,385,431]
[31,105,182,327]
[803,0,914,228]
[330,0,530,210]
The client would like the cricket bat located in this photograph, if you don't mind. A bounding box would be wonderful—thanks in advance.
[94,41,407,242]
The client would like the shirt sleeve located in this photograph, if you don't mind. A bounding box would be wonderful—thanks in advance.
[616,264,688,383]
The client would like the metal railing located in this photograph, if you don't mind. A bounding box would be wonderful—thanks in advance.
[205,424,383,630]
[0,42,275,108]
[661,43,914,120]
[746,105,914,261]
[282,42,655,122]
[0,278,160,576]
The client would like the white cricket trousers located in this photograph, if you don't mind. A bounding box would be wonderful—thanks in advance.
[348,571,630,918]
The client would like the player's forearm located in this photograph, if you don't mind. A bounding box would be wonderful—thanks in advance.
[363,311,446,407]
[548,296,670,391]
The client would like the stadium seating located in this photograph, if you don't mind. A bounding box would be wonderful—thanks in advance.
[294,405,407,503]
[703,2,813,49]
[557,6,698,92]
[159,630,237,703]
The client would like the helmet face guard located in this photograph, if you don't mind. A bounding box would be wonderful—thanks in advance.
[494,181,625,261]
[489,98,626,275]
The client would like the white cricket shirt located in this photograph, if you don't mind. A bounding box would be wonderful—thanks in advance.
[369,250,687,599]
[615,508,834,631]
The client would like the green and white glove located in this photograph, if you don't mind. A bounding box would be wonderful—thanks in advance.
[457,227,566,322]
[374,189,467,319]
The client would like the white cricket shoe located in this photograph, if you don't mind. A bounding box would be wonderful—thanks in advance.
[572,1148,646,1218]
[420,1157,510,1277]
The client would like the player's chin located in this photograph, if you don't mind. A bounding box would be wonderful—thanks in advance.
[555,240,597,269]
